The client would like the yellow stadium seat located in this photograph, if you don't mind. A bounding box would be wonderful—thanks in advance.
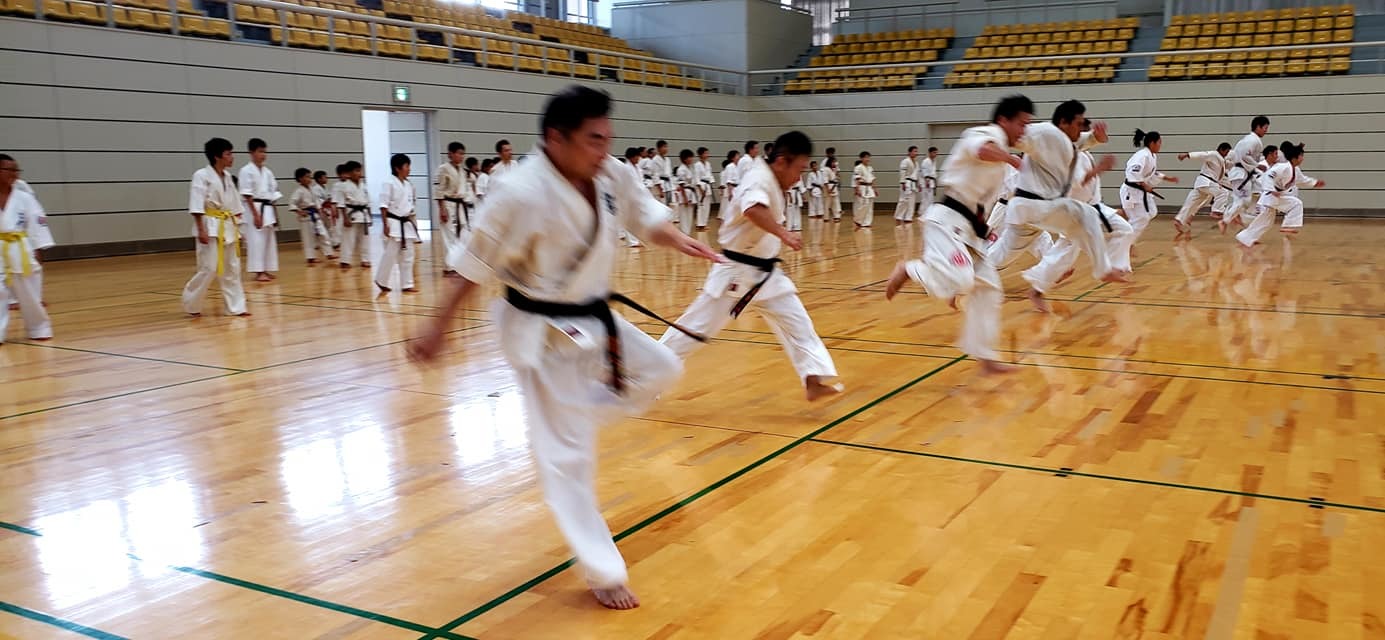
[1266,59,1285,74]
[72,1,106,23]
[1335,14,1354,28]
[1328,56,1350,73]
[1274,19,1292,32]
[1286,59,1306,74]
[1272,32,1291,46]
[1245,60,1265,76]
[1333,29,1352,42]
[1307,58,1328,74]
[1205,61,1225,77]
[42,0,73,19]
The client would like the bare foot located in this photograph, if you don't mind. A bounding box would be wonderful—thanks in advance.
[1280,228,1300,236]
[1056,268,1075,284]
[1218,220,1228,235]
[979,359,1017,375]
[884,261,909,300]
[804,375,844,402]
[307,259,319,264]
[1026,287,1051,313]
[255,273,272,282]
[31,336,53,341]
[362,262,372,268]
[402,287,419,293]
[268,273,278,280]
[1100,270,1130,284]
[375,281,391,293]
[235,312,253,317]
[948,296,960,311]
[593,585,640,610]
[1172,220,1188,234]
[187,312,202,318]
[8,303,17,311]
[340,263,351,269]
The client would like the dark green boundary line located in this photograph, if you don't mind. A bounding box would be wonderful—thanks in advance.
[0,373,241,422]
[0,521,42,536]
[1075,296,1385,320]
[812,439,1385,515]
[0,601,129,640]
[422,356,969,638]
[7,341,244,372]
[1006,359,1385,396]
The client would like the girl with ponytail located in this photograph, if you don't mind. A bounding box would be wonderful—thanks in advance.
[1235,140,1325,246]
[1120,128,1179,245]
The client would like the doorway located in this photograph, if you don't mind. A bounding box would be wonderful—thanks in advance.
[361,109,435,231]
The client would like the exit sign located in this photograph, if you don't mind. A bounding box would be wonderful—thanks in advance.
[393,85,411,104]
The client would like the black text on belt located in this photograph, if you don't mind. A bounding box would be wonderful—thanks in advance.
[722,249,783,317]
[941,195,990,239]
[504,287,707,394]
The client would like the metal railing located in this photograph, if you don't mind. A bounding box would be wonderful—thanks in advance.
[748,38,1385,94]
[833,0,1120,37]
[15,0,749,94]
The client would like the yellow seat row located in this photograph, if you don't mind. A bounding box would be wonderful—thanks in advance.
[1167,15,1353,37]
[1149,57,1350,79]
[955,57,1121,72]
[944,66,1116,87]
[821,38,948,54]
[1155,46,1350,64]
[1160,29,1353,50]
[797,64,929,79]
[1170,5,1353,26]
[835,27,954,43]
[811,49,939,66]
[974,28,1134,46]
[966,40,1129,59]
[785,75,915,93]
[983,17,1137,35]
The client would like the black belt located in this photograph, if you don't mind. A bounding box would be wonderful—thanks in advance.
[1089,203,1114,233]
[1236,167,1258,190]
[386,213,417,252]
[722,250,781,317]
[996,198,1009,206]
[503,287,706,394]
[444,197,471,233]
[1012,188,1048,201]
[1199,173,1224,185]
[940,196,989,239]
[347,204,371,227]
[253,198,275,205]
[1124,180,1164,212]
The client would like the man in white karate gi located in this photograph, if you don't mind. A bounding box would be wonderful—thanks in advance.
[182,138,250,318]
[238,137,280,282]
[1220,115,1271,233]
[0,153,55,342]
[894,145,920,223]
[915,146,939,215]
[1171,142,1232,237]
[435,141,470,277]
[409,86,719,611]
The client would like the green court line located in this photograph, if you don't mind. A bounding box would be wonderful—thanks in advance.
[245,324,487,373]
[0,372,241,422]
[1006,359,1385,396]
[1075,296,1385,320]
[0,521,42,536]
[1071,281,1111,302]
[811,439,1385,515]
[9,341,245,372]
[421,356,968,638]
[0,601,129,640]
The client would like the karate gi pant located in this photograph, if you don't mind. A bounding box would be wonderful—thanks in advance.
[990,197,1114,280]
[1119,185,1159,242]
[1024,203,1134,293]
[181,239,246,316]
[339,223,370,266]
[507,307,684,589]
[328,212,343,249]
[1222,168,1258,226]
[786,204,803,232]
[659,268,837,386]
[299,215,334,261]
[440,203,468,272]
[986,212,1056,271]
[375,236,416,290]
[1,268,52,342]
[1236,195,1303,247]
[894,191,916,221]
[696,194,713,228]
[826,194,842,220]
[854,197,875,226]
[1174,184,1224,226]
[242,222,279,274]
[676,204,695,235]
[808,195,824,218]
[916,184,935,217]
[904,206,1001,361]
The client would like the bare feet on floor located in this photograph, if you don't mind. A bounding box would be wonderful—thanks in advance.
[255,273,272,282]
[979,359,1017,375]
[884,261,909,300]
[1056,268,1075,285]
[1026,287,1050,313]
[593,585,640,610]
[1100,270,1130,284]
[235,312,252,317]
[805,375,844,402]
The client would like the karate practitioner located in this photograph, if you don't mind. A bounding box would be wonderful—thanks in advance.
[693,147,715,230]
[375,153,420,294]
[660,130,841,401]
[987,99,1127,287]
[409,86,719,611]
[476,158,494,204]
[491,139,519,182]
[436,142,472,277]
[785,172,804,232]
[824,157,842,221]
[5,177,49,311]
[335,161,372,269]
[313,170,340,253]
[1172,142,1233,237]
[884,95,1035,374]
[806,160,825,218]
[181,138,249,318]
[853,152,876,227]
[1118,129,1178,245]
[673,149,698,235]
[915,146,938,215]
[238,138,281,282]
[720,150,741,204]
[290,168,333,264]
[0,153,54,342]
[894,146,920,223]
[1236,141,1325,247]
[1221,116,1271,233]
[652,140,674,205]
[736,140,760,178]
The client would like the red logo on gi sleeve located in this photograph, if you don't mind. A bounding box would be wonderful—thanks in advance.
[950,250,971,267]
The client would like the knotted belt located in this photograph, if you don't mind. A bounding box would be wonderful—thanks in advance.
[943,195,990,239]
[504,287,706,394]
[722,249,782,318]
[386,213,418,255]
[444,197,471,234]
[0,231,32,284]
[1123,180,1165,212]
[200,208,240,277]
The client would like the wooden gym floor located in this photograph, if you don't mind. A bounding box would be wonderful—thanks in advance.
[2,216,1383,639]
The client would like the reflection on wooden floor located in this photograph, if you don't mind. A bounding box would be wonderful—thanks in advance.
[2,217,1383,639]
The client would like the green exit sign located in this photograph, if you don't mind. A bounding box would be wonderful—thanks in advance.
[393,85,411,104]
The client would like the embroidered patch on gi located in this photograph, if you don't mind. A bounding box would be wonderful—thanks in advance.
[950,250,970,267]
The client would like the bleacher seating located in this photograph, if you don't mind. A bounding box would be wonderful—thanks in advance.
[785,27,952,93]
[1149,4,1354,80]
[944,17,1137,87]
[0,0,707,90]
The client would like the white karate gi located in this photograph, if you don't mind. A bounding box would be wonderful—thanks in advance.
[9,180,47,307]
[988,123,1114,281]
[489,158,518,185]
[720,162,740,204]
[291,184,332,261]
[824,167,842,220]
[376,174,419,291]
[986,163,1020,230]
[181,166,247,316]
[916,156,937,214]
[785,179,804,232]
[660,159,838,385]
[694,159,715,229]
[238,163,280,274]
[314,182,340,250]
[899,124,1009,361]
[1174,150,1232,227]
[435,161,471,270]
[453,152,682,590]
[1024,149,1136,294]
[894,156,918,221]
[1223,132,1267,226]
[986,161,1055,269]
[335,180,372,266]
[1236,161,1320,247]
[637,157,660,201]
[853,163,877,226]
[1,188,54,341]
[653,154,674,204]
[806,169,825,218]
[735,154,757,182]
[672,163,697,234]
[1118,146,1167,240]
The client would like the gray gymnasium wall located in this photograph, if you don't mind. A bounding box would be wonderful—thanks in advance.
[613,0,813,72]
[749,74,1385,214]
[0,17,748,256]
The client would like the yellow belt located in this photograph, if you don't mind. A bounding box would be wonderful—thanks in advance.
[0,231,30,284]
[202,208,240,277]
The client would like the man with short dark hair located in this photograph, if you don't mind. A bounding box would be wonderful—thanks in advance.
[491,138,518,181]
[182,138,250,317]
[916,146,939,214]
[376,153,419,294]
[660,131,842,401]
[238,137,280,282]
[694,146,715,230]
[1172,142,1234,236]
[435,141,470,277]
[1220,115,1272,232]
[409,86,718,612]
